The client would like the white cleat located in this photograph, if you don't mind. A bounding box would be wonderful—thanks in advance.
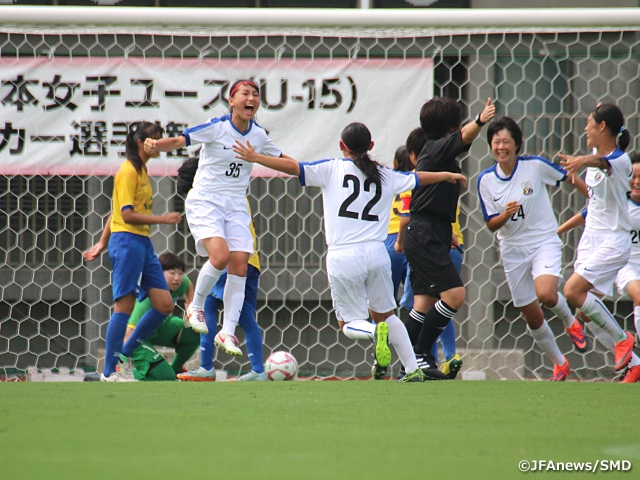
[237,370,268,381]
[116,356,138,381]
[214,332,243,357]
[186,305,208,334]
[100,372,138,382]
[177,366,216,382]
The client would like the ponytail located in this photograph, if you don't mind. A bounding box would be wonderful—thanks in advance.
[341,122,384,186]
[125,121,164,174]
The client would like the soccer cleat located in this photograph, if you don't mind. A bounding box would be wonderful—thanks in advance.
[116,355,137,382]
[397,365,406,381]
[441,353,463,380]
[100,371,138,382]
[371,360,387,380]
[186,305,208,334]
[416,353,447,380]
[373,322,391,369]
[551,357,570,382]
[177,366,216,382]
[214,332,243,357]
[565,319,589,353]
[237,370,268,381]
[401,368,425,383]
[620,365,640,383]
[614,331,635,371]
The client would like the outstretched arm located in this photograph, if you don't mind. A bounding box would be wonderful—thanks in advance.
[416,171,467,188]
[559,154,610,176]
[83,214,112,262]
[234,140,301,176]
[461,98,496,145]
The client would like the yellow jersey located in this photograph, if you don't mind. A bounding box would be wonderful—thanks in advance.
[248,205,260,271]
[394,189,464,245]
[111,160,153,236]
[388,190,412,235]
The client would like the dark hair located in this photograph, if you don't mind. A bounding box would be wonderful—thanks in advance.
[125,122,164,174]
[158,252,185,272]
[591,103,630,151]
[229,79,260,98]
[486,117,523,154]
[629,151,640,164]
[405,127,428,157]
[341,122,384,186]
[176,156,199,196]
[419,97,462,140]
[394,146,413,172]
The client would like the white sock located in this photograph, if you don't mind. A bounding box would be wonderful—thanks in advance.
[220,274,246,335]
[628,352,640,368]
[585,321,615,350]
[341,321,375,341]
[191,261,224,310]
[529,321,565,366]
[549,293,575,329]
[634,305,640,337]
[386,314,418,373]
[580,292,626,343]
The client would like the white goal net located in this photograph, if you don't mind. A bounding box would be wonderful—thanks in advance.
[1,7,639,380]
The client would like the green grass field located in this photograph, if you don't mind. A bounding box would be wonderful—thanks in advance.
[1,381,638,479]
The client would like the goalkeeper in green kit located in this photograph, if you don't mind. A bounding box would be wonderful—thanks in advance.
[123,252,200,381]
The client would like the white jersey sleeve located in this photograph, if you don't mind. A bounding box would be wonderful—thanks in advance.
[299,159,335,188]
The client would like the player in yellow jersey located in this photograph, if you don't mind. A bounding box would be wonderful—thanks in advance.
[83,122,182,382]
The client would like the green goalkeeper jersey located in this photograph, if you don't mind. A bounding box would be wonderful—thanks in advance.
[128,275,191,328]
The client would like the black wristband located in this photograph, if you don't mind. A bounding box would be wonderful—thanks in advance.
[475,113,486,127]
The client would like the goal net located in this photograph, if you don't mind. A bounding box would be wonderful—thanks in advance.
[1,7,639,380]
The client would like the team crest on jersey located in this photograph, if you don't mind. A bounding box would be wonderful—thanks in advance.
[595,172,603,181]
[521,181,533,196]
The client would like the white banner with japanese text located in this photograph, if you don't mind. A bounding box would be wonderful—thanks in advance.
[0,58,433,176]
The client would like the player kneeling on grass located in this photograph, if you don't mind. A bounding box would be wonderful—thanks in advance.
[477,117,590,381]
[123,253,200,381]
[557,152,640,383]
[234,122,467,383]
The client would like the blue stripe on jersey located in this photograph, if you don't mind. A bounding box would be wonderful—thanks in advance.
[602,148,626,173]
[298,158,334,187]
[181,114,229,146]
[476,165,498,221]
[518,155,568,185]
[581,207,588,218]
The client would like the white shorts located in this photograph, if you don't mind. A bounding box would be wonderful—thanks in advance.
[185,192,254,257]
[500,236,562,308]
[616,262,640,296]
[575,230,630,296]
[326,241,396,322]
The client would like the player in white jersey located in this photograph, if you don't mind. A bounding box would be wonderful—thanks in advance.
[557,151,640,383]
[477,117,589,381]
[559,103,638,376]
[234,122,467,382]
[144,80,289,357]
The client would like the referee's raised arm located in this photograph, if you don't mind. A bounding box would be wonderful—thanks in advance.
[460,98,496,145]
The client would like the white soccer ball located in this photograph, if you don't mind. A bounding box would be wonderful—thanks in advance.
[264,351,298,381]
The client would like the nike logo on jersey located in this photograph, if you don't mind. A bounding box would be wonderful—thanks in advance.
[544,265,554,269]
[223,146,233,149]
[493,195,504,201]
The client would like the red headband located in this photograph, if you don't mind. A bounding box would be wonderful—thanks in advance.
[229,81,259,98]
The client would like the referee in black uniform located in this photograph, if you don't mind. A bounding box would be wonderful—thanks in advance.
[404,97,495,378]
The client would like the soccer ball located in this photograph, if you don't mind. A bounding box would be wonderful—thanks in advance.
[264,351,298,381]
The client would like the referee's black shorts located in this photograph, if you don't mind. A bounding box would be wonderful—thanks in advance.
[404,216,463,297]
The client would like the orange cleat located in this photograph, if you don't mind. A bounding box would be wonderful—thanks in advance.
[551,357,570,381]
[620,365,640,383]
[613,332,635,371]
[565,319,589,353]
